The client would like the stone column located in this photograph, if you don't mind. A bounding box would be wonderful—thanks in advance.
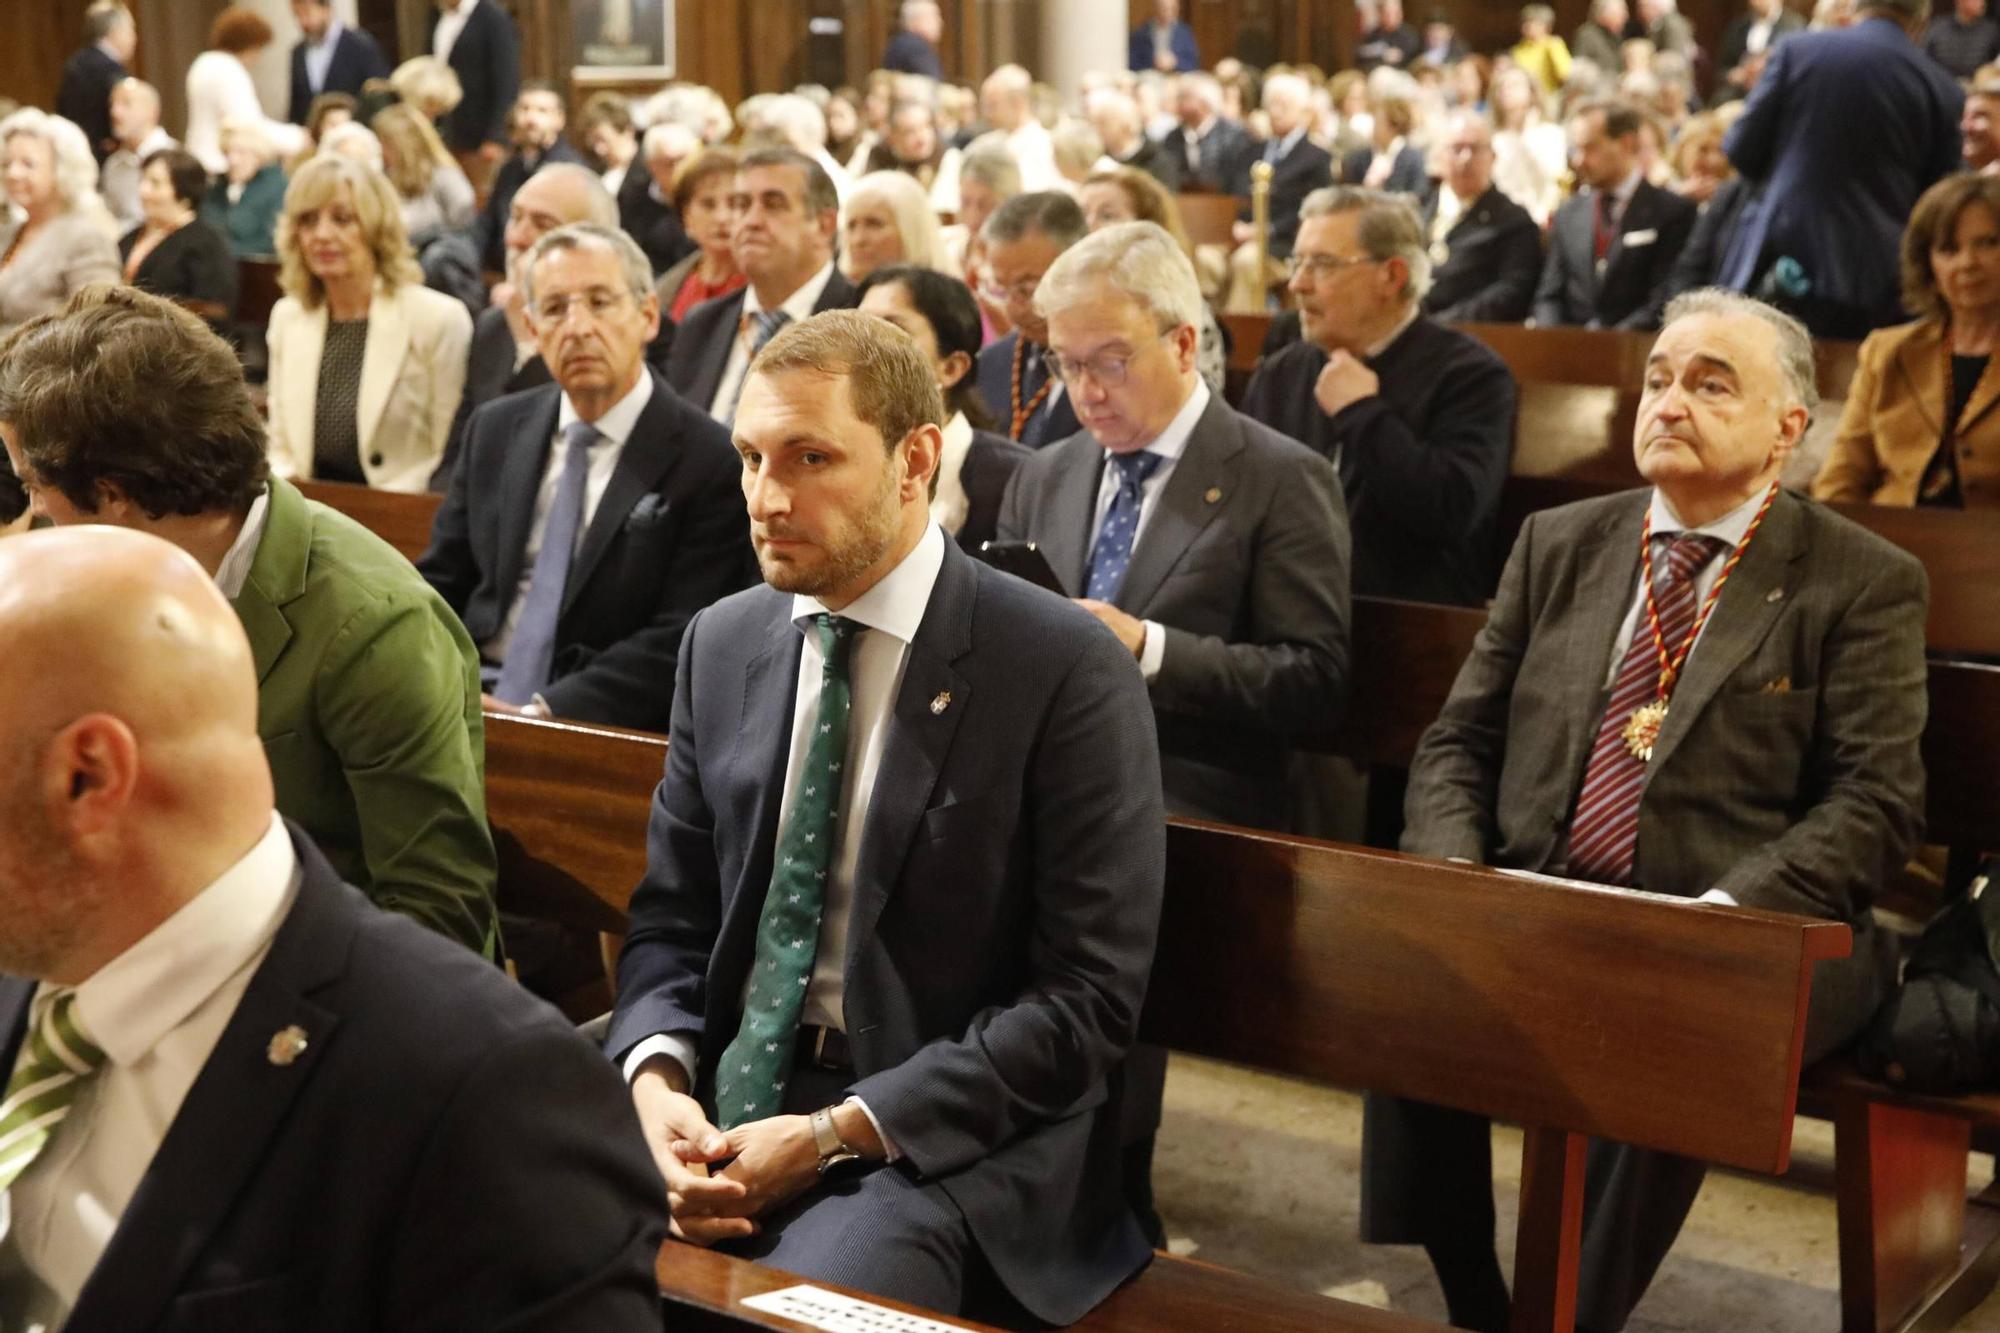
[1035,1,1125,103]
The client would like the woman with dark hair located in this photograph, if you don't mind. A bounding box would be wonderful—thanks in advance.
[856,263,1031,549]
[120,147,238,326]
[654,148,745,323]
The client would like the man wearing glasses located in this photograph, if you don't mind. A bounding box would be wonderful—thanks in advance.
[973,192,1087,448]
[1241,186,1518,608]
[420,223,754,730]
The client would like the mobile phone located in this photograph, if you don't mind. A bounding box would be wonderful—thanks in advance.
[977,541,1069,596]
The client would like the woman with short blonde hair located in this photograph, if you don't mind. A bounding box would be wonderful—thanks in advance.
[391,56,464,123]
[373,103,475,240]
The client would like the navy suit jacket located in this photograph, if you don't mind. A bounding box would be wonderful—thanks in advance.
[1339,144,1429,196]
[1533,179,1695,330]
[13,826,666,1333]
[1417,182,1543,323]
[1719,16,1962,327]
[1161,118,1253,195]
[57,45,124,160]
[288,26,390,124]
[435,0,520,152]
[974,331,1082,450]
[663,273,860,418]
[958,429,1032,551]
[417,368,754,729]
[607,539,1164,1325]
[882,29,944,78]
[1128,21,1200,72]
[1241,134,1335,259]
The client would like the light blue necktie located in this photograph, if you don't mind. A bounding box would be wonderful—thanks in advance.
[725,309,793,422]
[1085,450,1164,602]
[494,419,600,705]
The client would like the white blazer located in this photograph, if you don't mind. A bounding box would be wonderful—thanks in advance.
[266,280,472,493]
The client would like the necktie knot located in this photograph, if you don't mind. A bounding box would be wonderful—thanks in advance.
[750,309,792,352]
[810,613,860,673]
[1110,449,1164,498]
[562,419,602,458]
[0,989,107,1193]
[1657,531,1724,584]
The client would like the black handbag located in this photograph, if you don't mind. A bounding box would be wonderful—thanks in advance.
[1857,862,2000,1093]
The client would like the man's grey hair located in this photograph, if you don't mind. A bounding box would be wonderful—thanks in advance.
[532,162,621,229]
[1181,72,1224,113]
[957,142,1021,197]
[764,94,829,153]
[1034,221,1205,334]
[642,120,698,164]
[981,189,1088,249]
[901,0,939,23]
[114,77,160,115]
[1262,72,1310,110]
[85,1,132,42]
[1299,185,1434,302]
[520,222,656,309]
[740,146,839,218]
[1659,288,1820,413]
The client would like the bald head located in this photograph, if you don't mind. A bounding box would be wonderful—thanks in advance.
[502,163,618,275]
[0,527,272,984]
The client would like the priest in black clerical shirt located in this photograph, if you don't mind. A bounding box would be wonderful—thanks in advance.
[1240,186,1517,608]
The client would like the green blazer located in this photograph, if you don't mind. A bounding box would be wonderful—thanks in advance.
[234,478,499,956]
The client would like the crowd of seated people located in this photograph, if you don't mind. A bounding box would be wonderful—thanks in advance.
[0,0,1994,1328]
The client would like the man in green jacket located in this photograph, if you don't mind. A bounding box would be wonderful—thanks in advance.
[0,285,498,956]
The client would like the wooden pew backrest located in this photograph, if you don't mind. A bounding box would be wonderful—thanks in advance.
[296,480,442,565]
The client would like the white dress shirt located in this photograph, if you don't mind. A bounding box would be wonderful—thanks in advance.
[1745,15,1777,56]
[1603,486,1769,689]
[1087,378,1210,681]
[433,0,478,63]
[623,524,947,1156]
[484,371,653,666]
[101,127,177,232]
[931,411,973,537]
[302,19,345,95]
[0,814,299,1331]
[1004,121,1060,192]
[213,488,274,600]
[707,261,837,420]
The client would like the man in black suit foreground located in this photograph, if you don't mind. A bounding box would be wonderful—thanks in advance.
[421,223,752,730]
[610,310,1164,1323]
[287,0,389,126]
[1242,187,1516,609]
[666,148,859,422]
[0,525,665,1332]
[1533,100,1695,330]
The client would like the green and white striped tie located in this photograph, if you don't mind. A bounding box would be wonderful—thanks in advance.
[0,989,106,1193]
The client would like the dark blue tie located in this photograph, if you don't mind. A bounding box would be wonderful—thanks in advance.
[494,419,600,704]
[1085,450,1165,602]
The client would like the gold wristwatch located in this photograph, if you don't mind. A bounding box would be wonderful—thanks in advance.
[810,1105,861,1176]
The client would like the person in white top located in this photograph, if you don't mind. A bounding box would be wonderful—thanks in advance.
[979,64,1059,190]
[183,8,307,177]
[100,78,175,232]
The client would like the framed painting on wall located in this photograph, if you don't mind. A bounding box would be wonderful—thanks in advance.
[572,0,675,82]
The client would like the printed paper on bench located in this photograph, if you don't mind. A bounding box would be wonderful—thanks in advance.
[740,1284,975,1332]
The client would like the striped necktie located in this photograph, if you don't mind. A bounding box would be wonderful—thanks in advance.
[726,309,794,422]
[0,989,107,1194]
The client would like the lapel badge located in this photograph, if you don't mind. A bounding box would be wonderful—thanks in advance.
[1204,487,1222,504]
[1764,676,1792,694]
[930,691,951,715]
[267,1024,309,1067]
[1766,587,1785,603]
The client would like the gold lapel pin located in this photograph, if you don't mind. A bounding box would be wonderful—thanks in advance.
[267,1025,309,1067]
[1204,487,1222,504]
[930,691,951,715]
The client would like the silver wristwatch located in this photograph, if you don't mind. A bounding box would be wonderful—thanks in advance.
[810,1105,861,1176]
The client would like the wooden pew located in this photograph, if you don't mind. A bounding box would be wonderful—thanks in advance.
[1175,192,1244,250]
[236,258,283,331]
[295,480,441,564]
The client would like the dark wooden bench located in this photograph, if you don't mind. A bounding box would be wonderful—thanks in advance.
[295,479,440,565]
[1175,193,1244,251]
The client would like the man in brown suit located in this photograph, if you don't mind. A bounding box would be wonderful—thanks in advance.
[1370,288,1928,1333]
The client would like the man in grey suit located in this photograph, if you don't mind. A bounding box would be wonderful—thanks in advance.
[996,221,1352,833]
[1371,289,1927,1333]
[608,311,1164,1324]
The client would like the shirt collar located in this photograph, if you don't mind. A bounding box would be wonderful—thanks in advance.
[70,812,298,1068]
[790,520,947,648]
[1271,126,1306,160]
[1111,377,1208,464]
[743,259,836,323]
[309,18,345,49]
[1648,483,1770,548]
[558,367,654,446]
[213,487,273,600]
[1608,169,1643,209]
[939,410,972,465]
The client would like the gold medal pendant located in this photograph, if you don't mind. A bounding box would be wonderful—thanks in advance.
[1622,700,1668,762]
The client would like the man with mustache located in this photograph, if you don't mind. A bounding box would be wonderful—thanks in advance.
[1369,289,1927,1333]
[419,222,753,730]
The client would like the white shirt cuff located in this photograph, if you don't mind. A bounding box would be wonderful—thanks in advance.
[845,1095,899,1161]
[524,693,552,720]
[621,1032,698,1089]
[1697,888,1738,907]
[1138,620,1166,681]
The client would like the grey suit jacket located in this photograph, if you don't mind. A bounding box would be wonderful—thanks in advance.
[606,538,1163,1325]
[1403,488,1927,1051]
[995,391,1353,831]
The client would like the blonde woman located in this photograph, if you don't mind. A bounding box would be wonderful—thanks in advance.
[390,56,464,127]
[373,103,475,240]
[839,169,948,283]
[266,156,470,491]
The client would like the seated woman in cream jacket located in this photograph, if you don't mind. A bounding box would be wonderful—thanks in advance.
[267,153,470,492]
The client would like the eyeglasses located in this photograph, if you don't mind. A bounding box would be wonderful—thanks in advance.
[1042,332,1173,388]
[979,274,1045,305]
[1283,253,1387,282]
[531,288,632,324]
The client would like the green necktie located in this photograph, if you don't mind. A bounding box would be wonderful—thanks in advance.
[715,613,858,1129]
[0,989,107,1193]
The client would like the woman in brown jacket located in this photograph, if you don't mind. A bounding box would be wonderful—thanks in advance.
[1815,172,2000,508]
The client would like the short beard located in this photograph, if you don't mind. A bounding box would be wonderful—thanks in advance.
[758,462,903,598]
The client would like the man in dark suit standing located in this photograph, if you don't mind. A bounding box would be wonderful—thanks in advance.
[1719,1,1964,338]
[471,82,588,271]
[1225,72,1334,311]
[432,0,520,186]
[1162,73,1252,194]
[1130,0,1201,72]
[882,0,946,78]
[1534,100,1696,330]
[0,524,667,1333]
[666,149,858,422]
[287,0,389,126]
[610,310,1164,1324]
[1417,111,1543,322]
[1370,289,1925,1333]
[57,2,135,162]
[973,193,1088,448]
[1241,187,1516,609]
[421,224,752,730]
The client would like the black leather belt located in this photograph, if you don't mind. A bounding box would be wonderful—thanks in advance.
[796,1025,853,1071]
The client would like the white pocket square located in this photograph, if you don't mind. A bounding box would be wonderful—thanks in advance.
[1623,229,1659,247]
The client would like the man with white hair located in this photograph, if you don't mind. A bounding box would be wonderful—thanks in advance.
[1163,72,1251,193]
[100,77,175,231]
[1241,187,1517,608]
[979,65,1058,190]
[884,0,945,79]
[619,120,701,274]
[1637,0,1696,56]
[1573,0,1635,71]
[1223,71,1333,311]
[1086,88,1180,190]
[1375,288,1925,1333]
[765,93,852,202]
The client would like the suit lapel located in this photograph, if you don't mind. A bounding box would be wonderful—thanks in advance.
[354,285,410,460]
[1551,497,1650,804]
[1039,439,1103,596]
[0,978,33,1072]
[1116,396,1241,614]
[64,835,353,1332]
[285,305,326,465]
[695,294,746,410]
[564,375,684,613]
[233,481,313,685]
[492,389,562,602]
[1892,320,1948,440]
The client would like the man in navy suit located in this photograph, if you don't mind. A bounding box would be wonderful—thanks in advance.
[471,82,590,271]
[1130,0,1201,72]
[287,0,389,126]
[1719,0,1963,338]
[610,310,1164,1324]
[973,192,1087,448]
[1162,73,1252,194]
[57,2,135,162]
[432,0,520,171]
[420,223,753,730]
[882,0,945,78]
[1224,72,1335,311]
[666,149,859,422]
[0,524,666,1332]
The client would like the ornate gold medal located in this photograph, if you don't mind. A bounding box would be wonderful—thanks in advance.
[1622,700,1668,762]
